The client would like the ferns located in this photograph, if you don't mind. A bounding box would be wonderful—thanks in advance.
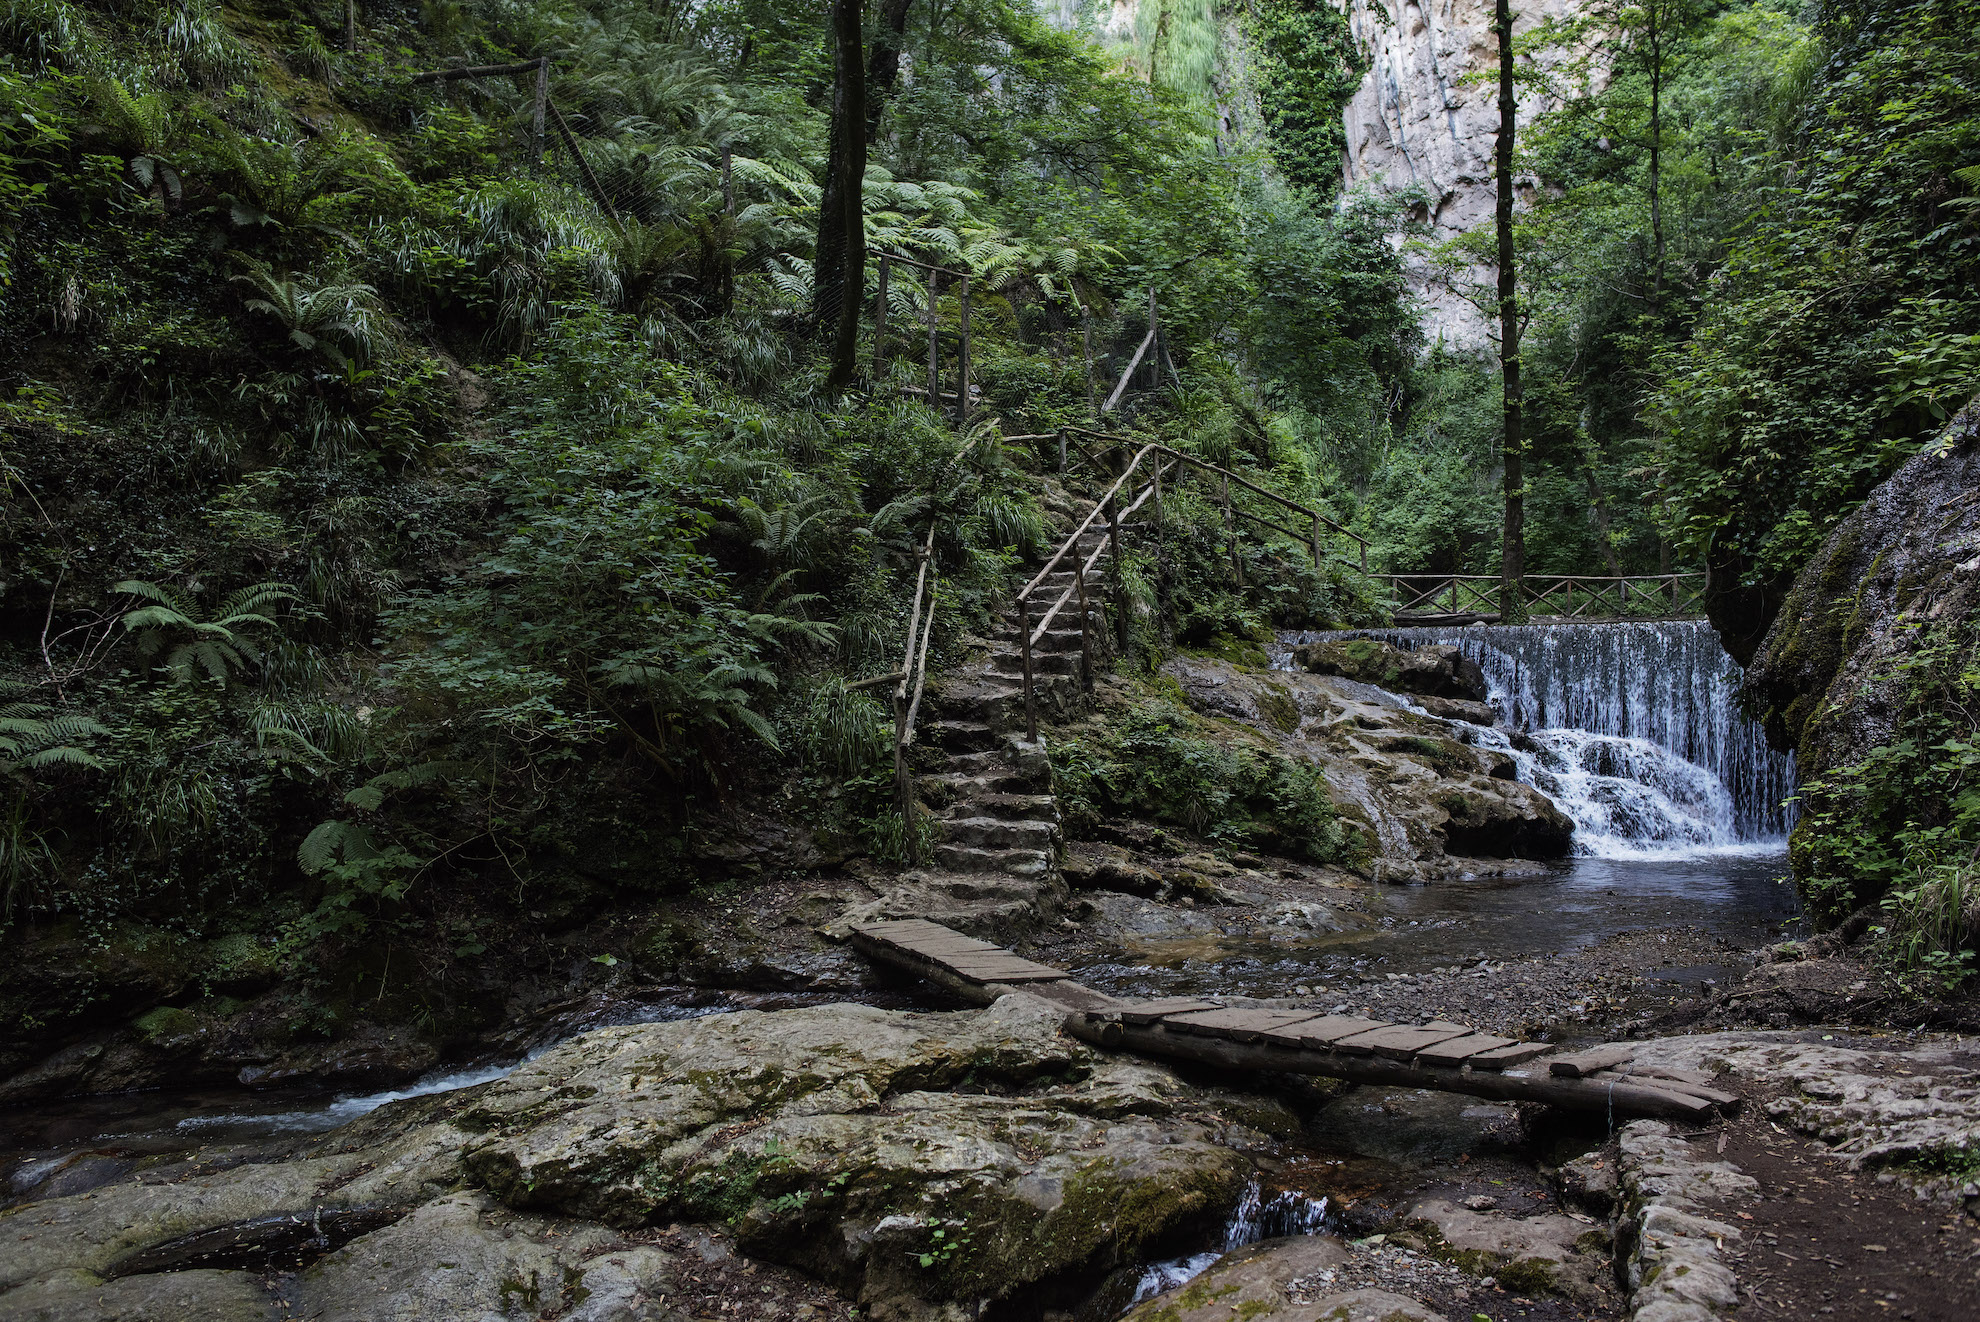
[232,259,382,367]
[0,699,107,772]
[114,579,300,686]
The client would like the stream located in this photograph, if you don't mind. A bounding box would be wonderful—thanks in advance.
[1,619,1801,1314]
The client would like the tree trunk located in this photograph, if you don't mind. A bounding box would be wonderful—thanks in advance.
[816,0,867,389]
[1495,0,1528,624]
[1648,0,1664,305]
[1584,435,1621,576]
[865,0,916,142]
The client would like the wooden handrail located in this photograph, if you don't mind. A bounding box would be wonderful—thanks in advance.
[1369,571,1708,619]
[1056,428,1372,564]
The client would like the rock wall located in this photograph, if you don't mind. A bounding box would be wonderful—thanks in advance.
[1340,0,1592,348]
[1744,398,1980,904]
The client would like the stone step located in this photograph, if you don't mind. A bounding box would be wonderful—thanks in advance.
[942,750,1049,787]
[945,791,1059,823]
[936,815,1058,850]
[932,843,1054,877]
[918,771,1039,800]
[989,651,1081,676]
[927,720,1000,754]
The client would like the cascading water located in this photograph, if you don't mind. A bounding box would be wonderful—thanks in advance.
[1129,1180,1334,1302]
[1280,620,1795,860]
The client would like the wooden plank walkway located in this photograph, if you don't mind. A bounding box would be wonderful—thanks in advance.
[848,920,1736,1122]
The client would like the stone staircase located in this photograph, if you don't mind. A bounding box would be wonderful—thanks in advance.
[837,526,1112,941]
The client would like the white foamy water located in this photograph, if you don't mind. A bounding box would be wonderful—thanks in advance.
[173,1061,520,1136]
[1129,1181,1334,1303]
[1277,620,1796,860]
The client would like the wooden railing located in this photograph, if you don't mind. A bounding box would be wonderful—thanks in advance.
[1055,427,1372,574]
[1012,443,1165,740]
[844,430,986,819]
[1378,573,1707,620]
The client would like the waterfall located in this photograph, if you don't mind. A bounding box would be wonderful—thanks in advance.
[1280,620,1795,860]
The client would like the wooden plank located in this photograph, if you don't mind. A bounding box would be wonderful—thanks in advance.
[1413,1033,1519,1066]
[1630,1064,1718,1088]
[1116,998,1221,1025]
[1465,1042,1554,1071]
[1332,1023,1475,1061]
[1548,1045,1636,1078]
[1161,1009,1326,1043]
[1296,1016,1392,1053]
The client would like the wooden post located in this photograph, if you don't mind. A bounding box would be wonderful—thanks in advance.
[1057,429,1067,474]
[1146,288,1158,389]
[872,256,890,380]
[531,57,549,166]
[344,0,356,53]
[892,687,910,818]
[926,268,940,412]
[722,145,734,215]
[1108,493,1126,649]
[958,274,971,424]
[1080,297,1098,416]
[1075,555,1093,690]
[1310,512,1323,570]
[1018,595,1039,743]
[1223,473,1240,585]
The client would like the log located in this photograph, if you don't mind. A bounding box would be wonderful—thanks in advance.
[1067,1021,1721,1122]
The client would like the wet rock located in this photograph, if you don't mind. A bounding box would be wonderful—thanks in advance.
[1391,1196,1604,1301]
[1156,657,1572,870]
[1554,1151,1620,1218]
[294,1191,677,1322]
[1291,639,1486,703]
[1119,1235,1351,1321]
[458,996,1252,1319]
[1413,695,1497,726]
[0,1268,276,1322]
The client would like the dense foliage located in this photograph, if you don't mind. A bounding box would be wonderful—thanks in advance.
[0,0,1402,1048]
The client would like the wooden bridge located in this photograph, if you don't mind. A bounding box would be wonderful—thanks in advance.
[849,918,1737,1122]
[1377,573,1707,624]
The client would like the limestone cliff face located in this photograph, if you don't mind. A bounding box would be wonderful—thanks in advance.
[1744,398,1980,909]
[1340,0,1591,348]
[1746,400,1980,778]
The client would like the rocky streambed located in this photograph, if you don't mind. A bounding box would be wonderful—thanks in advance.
[4,943,1977,1322]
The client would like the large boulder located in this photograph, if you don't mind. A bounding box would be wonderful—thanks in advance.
[0,998,1275,1322]
[457,996,1255,1319]
[1158,658,1571,872]
[1292,639,1488,704]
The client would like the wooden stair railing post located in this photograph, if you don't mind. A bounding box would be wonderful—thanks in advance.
[1107,491,1126,649]
[1075,558,1093,691]
[531,56,549,166]
[892,687,911,817]
[1057,428,1068,474]
[1018,593,1039,742]
[872,256,890,380]
[1223,473,1241,585]
[958,274,972,423]
[926,268,940,411]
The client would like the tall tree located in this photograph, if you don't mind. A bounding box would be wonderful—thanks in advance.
[865,0,916,142]
[814,0,867,388]
[1495,0,1529,623]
